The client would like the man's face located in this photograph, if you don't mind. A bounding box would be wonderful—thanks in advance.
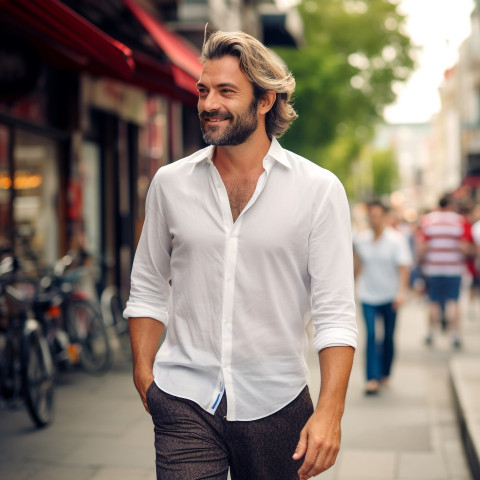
[197,56,259,146]
[368,205,386,230]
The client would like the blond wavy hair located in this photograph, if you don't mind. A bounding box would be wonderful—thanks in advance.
[200,31,298,138]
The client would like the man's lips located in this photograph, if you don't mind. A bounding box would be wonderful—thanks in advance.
[199,111,233,123]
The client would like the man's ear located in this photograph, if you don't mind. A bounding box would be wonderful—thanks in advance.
[258,91,277,114]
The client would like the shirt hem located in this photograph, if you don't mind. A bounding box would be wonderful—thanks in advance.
[153,379,219,416]
[225,383,308,422]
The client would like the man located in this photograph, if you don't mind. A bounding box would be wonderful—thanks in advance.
[353,201,411,395]
[418,195,468,348]
[124,31,358,480]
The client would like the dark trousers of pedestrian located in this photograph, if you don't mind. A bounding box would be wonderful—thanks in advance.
[146,382,314,480]
[362,302,397,381]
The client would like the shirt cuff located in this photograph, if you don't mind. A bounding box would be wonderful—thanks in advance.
[122,303,168,325]
[313,328,358,353]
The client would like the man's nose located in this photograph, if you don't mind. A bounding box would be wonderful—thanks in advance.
[201,91,221,111]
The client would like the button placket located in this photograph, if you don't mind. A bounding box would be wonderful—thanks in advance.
[219,220,241,418]
[210,165,233,229]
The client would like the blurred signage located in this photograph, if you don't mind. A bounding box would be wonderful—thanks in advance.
[82,76,147,125]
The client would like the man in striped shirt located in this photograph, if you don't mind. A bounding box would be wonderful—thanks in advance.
[418,195,468,348]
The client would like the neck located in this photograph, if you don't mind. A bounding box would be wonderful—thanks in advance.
[213,128,271,175]
[372,225,385,238]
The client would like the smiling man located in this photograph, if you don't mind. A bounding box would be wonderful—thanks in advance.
[124,31,358,480]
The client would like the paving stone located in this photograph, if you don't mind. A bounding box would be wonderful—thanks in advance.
[33,465,96,480]
[89,467,153,480]
[398,452,448,479]
[335,449,396,479]
[443,440,472,478]
[0,463,42,480]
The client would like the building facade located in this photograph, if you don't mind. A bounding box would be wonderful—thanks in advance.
[0,0,303,298]
[0,0,203,298]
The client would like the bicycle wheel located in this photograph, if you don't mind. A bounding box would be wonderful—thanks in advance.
[21,323,55,427]
[108,289,131,358]
[66,300,112,374]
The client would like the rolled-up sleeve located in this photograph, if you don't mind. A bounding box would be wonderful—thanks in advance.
[308,176,358,352]
[123,173,172,325]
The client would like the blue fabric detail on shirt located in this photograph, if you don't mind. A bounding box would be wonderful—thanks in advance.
[211,393,221,409]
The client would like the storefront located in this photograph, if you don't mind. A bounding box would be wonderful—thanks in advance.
[0,127,62,267]
[0,37,72,269]
[0,0,203,295]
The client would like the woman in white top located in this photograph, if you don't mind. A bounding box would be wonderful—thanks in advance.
[353,201,412,395]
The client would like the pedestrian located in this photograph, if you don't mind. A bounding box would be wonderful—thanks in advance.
[353,200,412,395]
[418,195,468,348]
[123,31,358,480]
[470,203,480,313]
[472,203,480,249]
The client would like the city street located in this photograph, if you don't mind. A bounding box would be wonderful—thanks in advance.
[0,293,478,480]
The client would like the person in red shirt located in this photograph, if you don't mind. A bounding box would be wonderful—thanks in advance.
[418,195,468,348]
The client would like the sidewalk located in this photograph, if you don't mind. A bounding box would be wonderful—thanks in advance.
[0,295,477,480]
[308,294,478,480]
[449,298,480,480]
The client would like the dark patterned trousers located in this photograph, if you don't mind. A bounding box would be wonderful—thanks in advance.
[146,382,314,480]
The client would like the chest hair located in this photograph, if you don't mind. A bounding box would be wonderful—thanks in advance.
[223,177,258,222]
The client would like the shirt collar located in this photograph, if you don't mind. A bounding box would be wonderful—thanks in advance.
[186,145,215,165]
[265,137,291,169]
[186,137,292,169]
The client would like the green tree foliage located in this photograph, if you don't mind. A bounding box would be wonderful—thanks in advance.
[275,0,415,198]
[371,148,399,196]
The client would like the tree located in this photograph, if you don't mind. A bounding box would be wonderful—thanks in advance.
[371,148,399,196]
[275,0,415,198]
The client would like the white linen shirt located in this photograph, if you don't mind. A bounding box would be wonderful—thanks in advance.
[353,227,412,305]
[124,137,358,421]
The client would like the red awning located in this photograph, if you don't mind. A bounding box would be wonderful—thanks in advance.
[462,176,480,189]
[130,51,197,105]
[0,0,134,78]
[0,0,201,104]
[122,0,203,97]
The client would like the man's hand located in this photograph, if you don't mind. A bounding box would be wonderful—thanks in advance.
[129,317,165,414]
[134,369,154,413]
[393,265,410,311]
[392,290,406,311]
[293,408,341,479]
[293,346,354,479]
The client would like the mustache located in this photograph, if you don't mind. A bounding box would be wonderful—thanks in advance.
[199,110,233,121]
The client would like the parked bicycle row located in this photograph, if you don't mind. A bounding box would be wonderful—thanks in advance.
[0,248,129,429]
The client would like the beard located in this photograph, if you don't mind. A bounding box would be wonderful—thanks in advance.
[199,98,259,146]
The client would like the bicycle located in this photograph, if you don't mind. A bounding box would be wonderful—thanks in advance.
[100,285,131,359]
[45,252,113,375]
[0,257,55,427]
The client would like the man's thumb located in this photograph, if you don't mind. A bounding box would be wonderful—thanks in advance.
[292,431,307,460]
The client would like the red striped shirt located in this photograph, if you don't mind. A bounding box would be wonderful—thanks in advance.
[420,211,467,276]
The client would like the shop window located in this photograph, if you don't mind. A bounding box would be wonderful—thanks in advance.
[0,126,10,251]
[78,141,101,259]
[13,130,59,268]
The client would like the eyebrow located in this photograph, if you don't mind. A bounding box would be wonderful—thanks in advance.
[196,82,239,89]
